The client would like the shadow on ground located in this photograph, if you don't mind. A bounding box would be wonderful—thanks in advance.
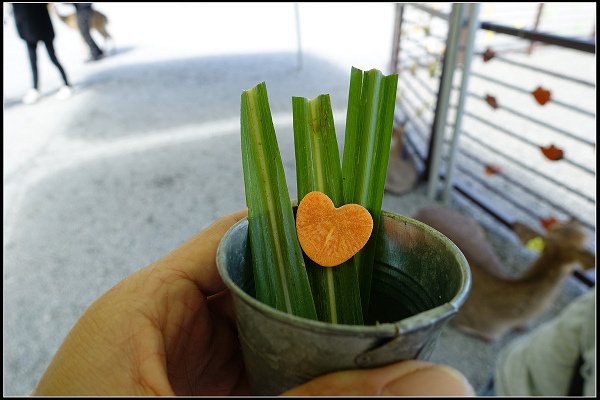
[65,52,350,140]
[3,97,23,110]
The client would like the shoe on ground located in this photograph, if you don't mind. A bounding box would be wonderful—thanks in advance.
[22,89,40,105]
[55,86,72,100]
[85,52,104,63]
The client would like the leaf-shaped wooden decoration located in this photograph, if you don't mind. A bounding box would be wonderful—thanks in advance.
[482,48,495,62]
[532,86,551,105]
[485,94,498,109]
[540,144,564,161]
[484,164,502,176]
[540,216,558,230]
[427,62,437,78]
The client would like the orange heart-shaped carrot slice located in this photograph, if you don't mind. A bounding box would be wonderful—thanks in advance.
[296,191,373,267]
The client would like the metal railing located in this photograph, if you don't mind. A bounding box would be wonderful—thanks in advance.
[390,3,596,286]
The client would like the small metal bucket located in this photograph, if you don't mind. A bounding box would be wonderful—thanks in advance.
[216,210,471,395]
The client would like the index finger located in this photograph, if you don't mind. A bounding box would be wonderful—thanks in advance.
[156,209,248,296]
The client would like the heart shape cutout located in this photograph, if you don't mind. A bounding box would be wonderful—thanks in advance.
[532,86,551,105]
[296,191,373,267]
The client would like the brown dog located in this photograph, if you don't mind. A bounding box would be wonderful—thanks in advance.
[48,3,113,53]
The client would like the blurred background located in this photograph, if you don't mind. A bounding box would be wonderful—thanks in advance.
[3,2,596,396]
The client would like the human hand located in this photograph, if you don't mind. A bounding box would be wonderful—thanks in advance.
[34,209,251,396]
[34,209,474,396]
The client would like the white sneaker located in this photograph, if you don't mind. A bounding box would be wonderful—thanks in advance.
[55,86,72,100]
[22,89,40,104]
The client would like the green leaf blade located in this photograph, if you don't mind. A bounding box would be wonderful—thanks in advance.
[293,94,363,325]
[241,82,317,320]
[342,68,399,316]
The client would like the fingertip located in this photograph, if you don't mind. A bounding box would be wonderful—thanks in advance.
[229,208,248,221]
[381,363,475,396]
[203,208,248,241]
[216,209,248,230]
[281,361,474,397]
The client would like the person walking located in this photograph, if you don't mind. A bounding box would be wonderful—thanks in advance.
[73,3,104,62]
[12,3,72,104]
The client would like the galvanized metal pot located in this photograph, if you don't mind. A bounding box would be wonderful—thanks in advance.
[216,210,471,395]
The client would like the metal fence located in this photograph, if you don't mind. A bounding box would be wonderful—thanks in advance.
[390,3,596,286]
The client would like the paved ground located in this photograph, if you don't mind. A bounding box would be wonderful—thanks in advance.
[3,3,594,396]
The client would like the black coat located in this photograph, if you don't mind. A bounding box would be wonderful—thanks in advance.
[13,3,55,43]
[74,3,93,11]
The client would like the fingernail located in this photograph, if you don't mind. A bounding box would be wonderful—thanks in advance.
[381,364,475,396]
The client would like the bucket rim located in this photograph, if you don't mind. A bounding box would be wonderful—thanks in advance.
[216,210,471,336]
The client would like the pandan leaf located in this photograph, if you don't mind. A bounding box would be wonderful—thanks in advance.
[342,67,398,315]
[293,94,363,325]
[240,82,317,320]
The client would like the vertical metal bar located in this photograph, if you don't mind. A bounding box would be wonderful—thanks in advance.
[390,4,405,74]
[427,3,463,199]
[425,52,447,180]
[527,3,545,55]
[294,3,303,70]
[442,3,480,204]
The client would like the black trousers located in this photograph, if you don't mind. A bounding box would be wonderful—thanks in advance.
[76,7,103,58]
[26,39,70,90]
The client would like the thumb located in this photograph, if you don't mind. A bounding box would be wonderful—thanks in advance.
[281,360,475,396]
